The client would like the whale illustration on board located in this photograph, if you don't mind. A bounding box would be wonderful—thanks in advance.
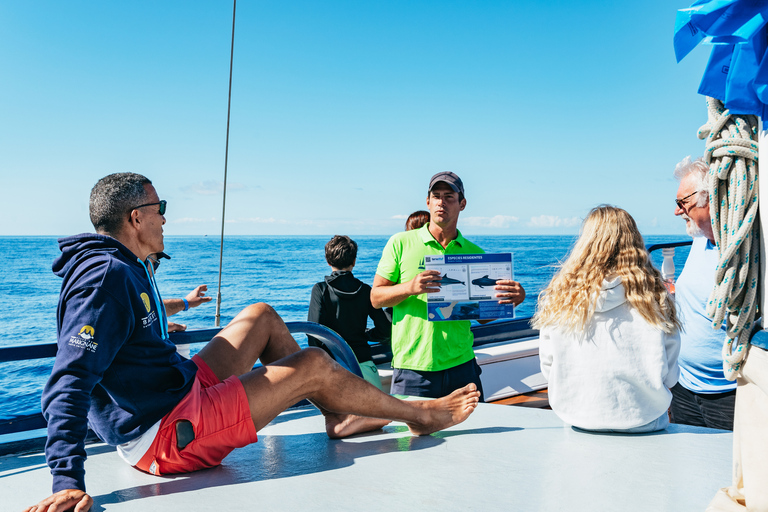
[472,275,498,288]
[436,274,465,286]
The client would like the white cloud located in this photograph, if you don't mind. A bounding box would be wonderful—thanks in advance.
[462,215,519,228]
[391,214,408,219]
[527,215,581,228]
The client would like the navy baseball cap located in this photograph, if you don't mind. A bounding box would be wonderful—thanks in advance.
[428,171,464,196]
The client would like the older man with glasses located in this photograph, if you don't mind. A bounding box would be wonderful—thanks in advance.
[669,156,736,431]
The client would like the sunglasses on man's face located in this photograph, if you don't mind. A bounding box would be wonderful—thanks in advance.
[675,191,700,210]
[133,200,167,216]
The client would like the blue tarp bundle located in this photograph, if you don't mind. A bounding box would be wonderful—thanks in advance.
[675,0,768,118]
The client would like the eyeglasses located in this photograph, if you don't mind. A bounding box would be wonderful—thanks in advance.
[147,252,170,271]
[147,254,161,271]
[133,200,167,216]
[675,191,700,210]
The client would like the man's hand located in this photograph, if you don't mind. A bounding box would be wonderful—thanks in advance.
[185,285,212,309]
[24,489,92,512]
[493,280,525,306]
[371,271,442,308]
[408,270,442,295]
[168,321,187,332]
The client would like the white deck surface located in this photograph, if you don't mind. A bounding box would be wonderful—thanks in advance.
[3,403,732,511]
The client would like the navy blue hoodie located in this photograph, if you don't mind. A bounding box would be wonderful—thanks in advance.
[44,234,198,493]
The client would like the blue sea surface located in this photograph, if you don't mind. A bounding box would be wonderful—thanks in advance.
[0,235,690,420]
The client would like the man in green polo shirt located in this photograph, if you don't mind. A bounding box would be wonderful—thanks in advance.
[371,172,525,400]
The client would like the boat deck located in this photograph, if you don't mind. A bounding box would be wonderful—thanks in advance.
[2,402,731,511]
[493,388,551,409]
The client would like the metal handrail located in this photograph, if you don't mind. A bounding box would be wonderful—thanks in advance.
[646,240,693,253]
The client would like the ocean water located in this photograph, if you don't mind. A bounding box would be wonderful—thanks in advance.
[0,235,690,420]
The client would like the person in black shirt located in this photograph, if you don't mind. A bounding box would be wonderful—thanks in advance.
[308,235,391,390]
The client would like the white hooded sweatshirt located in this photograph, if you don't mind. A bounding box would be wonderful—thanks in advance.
[539,276,681,430]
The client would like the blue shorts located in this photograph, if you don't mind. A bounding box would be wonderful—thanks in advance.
[390,358,484,401]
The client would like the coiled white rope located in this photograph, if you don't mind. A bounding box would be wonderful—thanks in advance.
[698,97,760,380]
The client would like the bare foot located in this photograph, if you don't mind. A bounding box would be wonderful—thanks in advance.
[406,383,480,436]
[325,412,392,439]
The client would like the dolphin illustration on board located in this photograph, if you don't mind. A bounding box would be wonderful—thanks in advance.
[436,274,465,286]
[472,275,498,288]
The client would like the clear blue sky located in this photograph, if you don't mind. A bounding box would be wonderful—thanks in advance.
[0,1,711,237]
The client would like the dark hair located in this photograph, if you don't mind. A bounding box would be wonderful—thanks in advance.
[405,210,430,231]
[325,235,357,268]
[89,173,152,235]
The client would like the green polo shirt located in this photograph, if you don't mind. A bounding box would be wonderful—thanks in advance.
[375,223,484,372]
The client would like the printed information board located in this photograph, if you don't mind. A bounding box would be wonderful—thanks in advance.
[424,253,514,321]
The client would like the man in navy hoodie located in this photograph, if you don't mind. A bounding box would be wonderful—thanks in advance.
[28,173,480,512]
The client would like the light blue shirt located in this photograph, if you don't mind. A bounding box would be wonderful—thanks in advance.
[675,237,736,393]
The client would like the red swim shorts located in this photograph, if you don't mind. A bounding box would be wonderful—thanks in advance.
[135,355,258,475]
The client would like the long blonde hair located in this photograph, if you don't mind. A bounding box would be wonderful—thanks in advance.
[532,205,680,334]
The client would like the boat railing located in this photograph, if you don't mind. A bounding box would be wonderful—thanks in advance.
[646,240,692,288]
[646,240,693,253]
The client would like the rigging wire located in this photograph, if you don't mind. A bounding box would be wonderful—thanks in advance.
[215,0,237,327]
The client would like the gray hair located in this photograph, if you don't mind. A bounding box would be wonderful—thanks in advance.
[673,156,708,208]
[89,173,152,235]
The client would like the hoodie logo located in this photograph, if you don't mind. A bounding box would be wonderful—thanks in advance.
[140,292,158,329]
[68,325,98,353]
[140,293,151,313]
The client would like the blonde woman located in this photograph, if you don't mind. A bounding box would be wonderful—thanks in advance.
[533,206,681,433]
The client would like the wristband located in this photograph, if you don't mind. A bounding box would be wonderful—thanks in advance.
[183,298,189,311]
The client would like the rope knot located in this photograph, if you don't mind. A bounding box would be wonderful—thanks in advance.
[700,97,760,381]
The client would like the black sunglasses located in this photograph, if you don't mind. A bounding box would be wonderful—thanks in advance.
[147,251,170,271]
[133,200,167,216]
[147,255,161,271]
[675,191,700,210]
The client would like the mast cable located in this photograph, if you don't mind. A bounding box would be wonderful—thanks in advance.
[215,0,237,328]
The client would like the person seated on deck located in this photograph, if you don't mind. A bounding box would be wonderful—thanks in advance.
[533,206,681,433]
[27,172,480,512]
[405,210,430,231]
[307,235,391,391]
[669,156,736,431]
